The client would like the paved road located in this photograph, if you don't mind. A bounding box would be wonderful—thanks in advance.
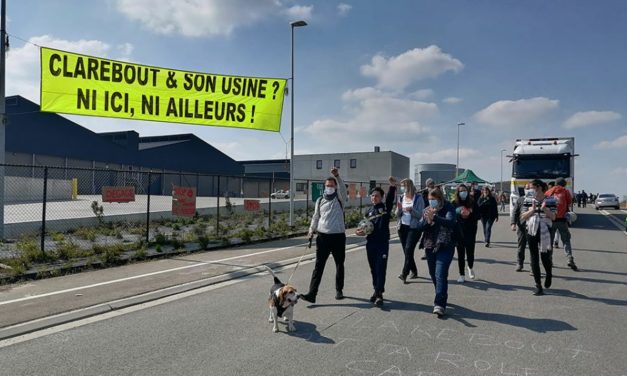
[0,207,625,376]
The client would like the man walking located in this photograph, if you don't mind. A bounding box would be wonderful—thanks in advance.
[301,167,348,303]
[511,183,532,271]
[546,178,578,271]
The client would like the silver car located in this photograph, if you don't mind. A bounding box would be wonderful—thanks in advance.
[595,193,620,210]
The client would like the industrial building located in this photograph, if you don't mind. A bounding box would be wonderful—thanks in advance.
[414,163,465,189]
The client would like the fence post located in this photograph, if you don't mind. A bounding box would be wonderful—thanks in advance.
[145,171,152,243]
[268,178,272,229]
[216,176,220,237]
[359,182,363,211]
[40,167,48,255]
[306,179,310,219]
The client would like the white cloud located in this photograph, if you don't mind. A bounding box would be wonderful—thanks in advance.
[443,96,463,104]
[611,167,627,175]
[594,134,627,149]
[337,3,352,16]
[116,0,284,37]
[473,97,559,128]
[283,5,313,20]
[360,45,463,89]
[409,89,434,100]
[304,87,437,144]
[7,35,133,102]
[562,111,622,129]
[411,148,480,164]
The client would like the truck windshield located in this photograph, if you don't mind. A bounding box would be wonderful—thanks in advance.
[512,156,570,179]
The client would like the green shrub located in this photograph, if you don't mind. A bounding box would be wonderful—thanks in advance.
[156,244,163,253]
[50,231,65,242]
[74,227,97,242]
[198,236,210,250]
[17,238,49,264]
[133,248,147,260]
[95,244,125,264]
[154,232,167,245]
[54,241,81,260]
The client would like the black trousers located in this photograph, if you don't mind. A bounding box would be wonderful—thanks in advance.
[456,225,477,275]
[366,239,389,294]
[527,231,552,288]
[308,233,346,295]
[516,225,527,267]
[398,224,420,277]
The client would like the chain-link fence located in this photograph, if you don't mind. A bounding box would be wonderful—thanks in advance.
[0,164,380,273]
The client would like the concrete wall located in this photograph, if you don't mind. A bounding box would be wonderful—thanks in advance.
[5,176,72,204]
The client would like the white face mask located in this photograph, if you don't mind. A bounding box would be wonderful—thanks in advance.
[400,186,406,194]
[324,187,336,195]
[524,189,535,197]
[459,191,468,200]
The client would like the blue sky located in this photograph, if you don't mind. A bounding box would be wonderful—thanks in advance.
[5,0,627,198]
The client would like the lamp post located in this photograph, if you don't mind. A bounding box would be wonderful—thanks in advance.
[289,20,307,227]
[500,149,507,194]
[456,122,465,177]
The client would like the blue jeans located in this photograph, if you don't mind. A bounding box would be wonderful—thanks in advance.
[425,246,455,309]
[481,218,495,244]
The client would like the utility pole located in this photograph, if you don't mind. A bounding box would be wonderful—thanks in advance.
[0,0,8,239]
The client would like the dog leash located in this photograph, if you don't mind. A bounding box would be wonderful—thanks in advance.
[287,237,313,284]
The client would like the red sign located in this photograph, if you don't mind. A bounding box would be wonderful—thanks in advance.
[102,186,135,203]
[348,184,357,200]
[172,186,197,217]
[360,186,368,198]
[244,199,261,211]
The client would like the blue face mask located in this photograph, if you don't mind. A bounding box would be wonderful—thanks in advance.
[429,199,439,208]
[459,191,468,200]
[400,187,406,194]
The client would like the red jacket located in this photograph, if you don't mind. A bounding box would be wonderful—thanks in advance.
[545,186,571,219]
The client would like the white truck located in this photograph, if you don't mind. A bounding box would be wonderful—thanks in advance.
[510,137,576,216]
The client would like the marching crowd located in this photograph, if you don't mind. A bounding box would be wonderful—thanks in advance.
[299,168,577,318]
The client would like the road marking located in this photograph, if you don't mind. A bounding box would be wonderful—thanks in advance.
[599,210,627,234]
[0,241,309,306]
[0,244,366,348]
[0,234,365,306]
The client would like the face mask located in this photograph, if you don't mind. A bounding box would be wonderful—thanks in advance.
[429,199,439,208]
[459,191,468,200]
[524,189,535,197]
[400,186,406,194]
[324,187,336,195]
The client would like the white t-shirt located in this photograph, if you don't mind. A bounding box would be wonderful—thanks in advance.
[401,196,413,225]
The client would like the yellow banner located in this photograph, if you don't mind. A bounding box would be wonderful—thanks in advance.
[40,47,286,132]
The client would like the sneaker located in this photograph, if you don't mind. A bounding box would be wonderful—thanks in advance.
[335,290,344,300]
[409,273,418,279]
[568,259,578,271]
[433,306,445,317]
[299,292,316,304]
[397,274,407,284]
[515,265,523,272]
[369,293,377,303]
[467,267,475,280]
[485,242,490,248]
[554,242,560,249]
[374,296,383,307]
[533,287,544,296]
[544,273,552,289]
[457,275,465,283]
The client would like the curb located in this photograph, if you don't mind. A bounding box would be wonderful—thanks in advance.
[0,240,366,341]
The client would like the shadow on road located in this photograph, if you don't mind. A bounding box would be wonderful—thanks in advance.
[444,303,577,333]
[305,295,432,313]
[574,213,624,232]
[286,321,335,344]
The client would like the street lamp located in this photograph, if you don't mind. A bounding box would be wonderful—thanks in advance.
[456,122,465,177]
[500,149,507,193]
[289,20,307,227]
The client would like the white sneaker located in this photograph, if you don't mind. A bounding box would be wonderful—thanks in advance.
[467,267,475,280]
[457,275,465,283]
[433,306,445,317]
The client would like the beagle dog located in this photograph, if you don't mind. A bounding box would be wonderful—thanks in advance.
[264,266,298,332]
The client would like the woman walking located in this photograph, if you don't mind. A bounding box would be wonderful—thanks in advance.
[417,188,457,317]
[477,186,498,247]
[395,178,425,284]
[453,184,480,283]
[520,179,556,296]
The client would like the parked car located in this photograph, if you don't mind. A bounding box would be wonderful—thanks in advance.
[594,193,620,210]
[270,190,291,199]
